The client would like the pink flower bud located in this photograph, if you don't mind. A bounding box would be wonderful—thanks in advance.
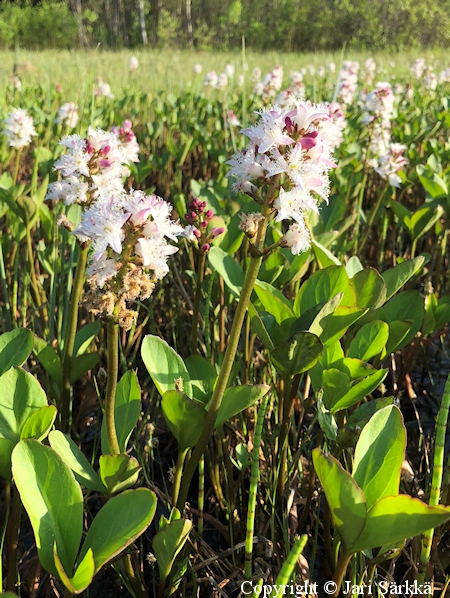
[201,243,210,252]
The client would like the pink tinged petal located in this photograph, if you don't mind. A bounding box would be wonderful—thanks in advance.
[300,137,317,150]
[99,159,112,168]
[130,208,152,226]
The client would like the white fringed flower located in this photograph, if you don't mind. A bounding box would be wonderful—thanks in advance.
[3,108,36,149]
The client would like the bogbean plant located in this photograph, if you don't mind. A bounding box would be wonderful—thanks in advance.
[0,73,450,598]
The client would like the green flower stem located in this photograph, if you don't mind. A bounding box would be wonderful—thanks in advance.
[331,551,352,597]
[172,448,189,507]
[25,219,47,323]
[418,373,450,585]
[12,148,22,186]
[245,394,270,578]
[176,203,270,510]
[0,235,12,331]
[105,314,121,456]
[190,250,206,355]
[60,242,90,431]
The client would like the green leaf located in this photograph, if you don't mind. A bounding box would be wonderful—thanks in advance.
[73,321,101,357]
[270,332,323,377]
[349,496,450,553]
[162,390,207,450]
[294,266,356,316]
[0,328,33,376]
[353,406,405,509]
[320,306,368,345]
[351,268,387,308]
[321,369,351,410]
[311,239,341,268]
[0,438,14,480]
[99,454,141,495]
[78,488,157,573]
[70,353,100,384]
[0,367,47,443]
[141,336,192,398]
[381,257,425,301]
[12,440,83,577]
[254,280,295,341]
[378,291,424,349]
[33,335,63,387]
[185,355,217,403]
[404,205,444,241]
[348,321,389,361]
[215,384,270,428]
[248,302,275,351]
[208,246,244,299]
[20,405,57,441]
[313,448,367,553]
[307,294,344,338]
[54,546,95,595]
[48,431,104,493]
[340,358,375,381]
[317,395,337,441]
[345,256,363,278]
[101,371,141,454]
[385,320,413,354]
[330,368,388,413]
[416,164,448,199]
[153,518,193,583]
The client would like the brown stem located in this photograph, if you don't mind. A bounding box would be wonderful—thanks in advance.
[6,485,21,592]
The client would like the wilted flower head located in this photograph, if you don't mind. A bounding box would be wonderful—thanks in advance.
[129,56,139,71]
[3,108,37,149]
[55,102,79,129]
[238,212,264,238]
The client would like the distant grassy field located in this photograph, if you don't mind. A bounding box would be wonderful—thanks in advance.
[0,47,447,97]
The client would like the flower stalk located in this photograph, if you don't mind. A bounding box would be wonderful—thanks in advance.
[176,203,270,510]
[60,242,90,431]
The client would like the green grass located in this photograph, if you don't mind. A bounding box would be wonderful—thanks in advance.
[1,47,449,97]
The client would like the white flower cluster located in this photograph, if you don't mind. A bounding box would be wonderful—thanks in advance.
[95,77,114,99]
[203,68,230,90]
[129,56,139,71]
[276,72,305,106]
[363,58,377,85]
[360,82,408,187]
[47,128,183,328]
[3,108,37,149]
[410,58,426,79]
[324,102,347,151]
[423,68,437,91]
[227,99,336,254]
[337,61,360,105]
[375,143,408,188]
[55,102,79,129]
[111,120,140,165]
[438,67,450,84]
[253,66,284,102]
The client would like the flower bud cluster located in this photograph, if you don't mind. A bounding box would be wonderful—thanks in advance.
[2,108,37,149]
[226,99,336,254]
[183,198,224,253]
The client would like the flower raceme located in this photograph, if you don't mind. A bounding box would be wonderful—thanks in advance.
[226,99,336,254]
[3,108,37,149]
[46,128,183,329]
